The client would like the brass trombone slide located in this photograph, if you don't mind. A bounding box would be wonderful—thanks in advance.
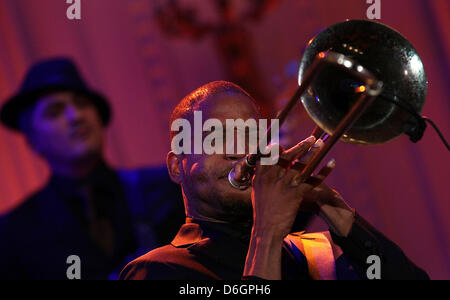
[228,51,383,190]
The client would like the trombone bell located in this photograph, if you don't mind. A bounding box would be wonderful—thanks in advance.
[298,20,428,145]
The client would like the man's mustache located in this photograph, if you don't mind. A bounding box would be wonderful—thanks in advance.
[217,166,233,179]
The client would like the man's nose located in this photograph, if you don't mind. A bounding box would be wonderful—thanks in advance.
[65,102,84,122]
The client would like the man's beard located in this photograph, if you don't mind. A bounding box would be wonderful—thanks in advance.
[184,166,254,226]
[209,166,254,225]
[217,196,253,226]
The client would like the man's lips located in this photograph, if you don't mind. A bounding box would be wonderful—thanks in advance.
[217,169,252,191]
[70,125,92,140]
[218,166,234,180]
[218,172,229,180]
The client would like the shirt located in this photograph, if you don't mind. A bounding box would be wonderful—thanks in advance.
[119,214,430,280]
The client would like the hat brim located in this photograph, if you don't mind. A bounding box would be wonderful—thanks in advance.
[0,86,111,131]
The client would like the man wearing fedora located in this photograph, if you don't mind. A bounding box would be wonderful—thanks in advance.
[0,58,185,279]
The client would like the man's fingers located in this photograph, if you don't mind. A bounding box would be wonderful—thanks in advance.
[282,138,324,182]
[297,138,324,165]
[276,157,295,169]
[281,138,324,173]
[314,159,336,180]
[280,136,316,163]
[254,143,285,182]
[290,161,307,171]
[292,159,336,188]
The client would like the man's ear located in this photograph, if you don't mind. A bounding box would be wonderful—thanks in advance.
[166,151,183,184]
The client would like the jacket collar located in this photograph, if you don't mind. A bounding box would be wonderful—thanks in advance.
[171,218,251,247]
[170,218,251,275]
[171,221,204,247]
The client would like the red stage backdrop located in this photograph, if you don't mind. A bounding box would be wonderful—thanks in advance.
[0,0,449,279]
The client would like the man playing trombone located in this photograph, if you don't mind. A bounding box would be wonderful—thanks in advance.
[120,81,429,280]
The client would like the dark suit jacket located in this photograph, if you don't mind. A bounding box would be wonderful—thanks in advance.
[119,215,430,280]
[0,163,185,280]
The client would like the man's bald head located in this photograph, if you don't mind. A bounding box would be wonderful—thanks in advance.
[169,81,259,140]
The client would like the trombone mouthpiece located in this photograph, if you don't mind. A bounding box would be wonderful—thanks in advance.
[228,168,251,190]
[228,155,256,190]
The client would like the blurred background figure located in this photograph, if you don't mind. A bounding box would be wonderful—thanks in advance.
[0,58,184,279]
[0,0,448,279]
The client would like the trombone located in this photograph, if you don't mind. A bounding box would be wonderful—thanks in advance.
[229,19,431,190]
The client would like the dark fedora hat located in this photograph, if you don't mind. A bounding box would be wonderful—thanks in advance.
[0,57,111,131]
